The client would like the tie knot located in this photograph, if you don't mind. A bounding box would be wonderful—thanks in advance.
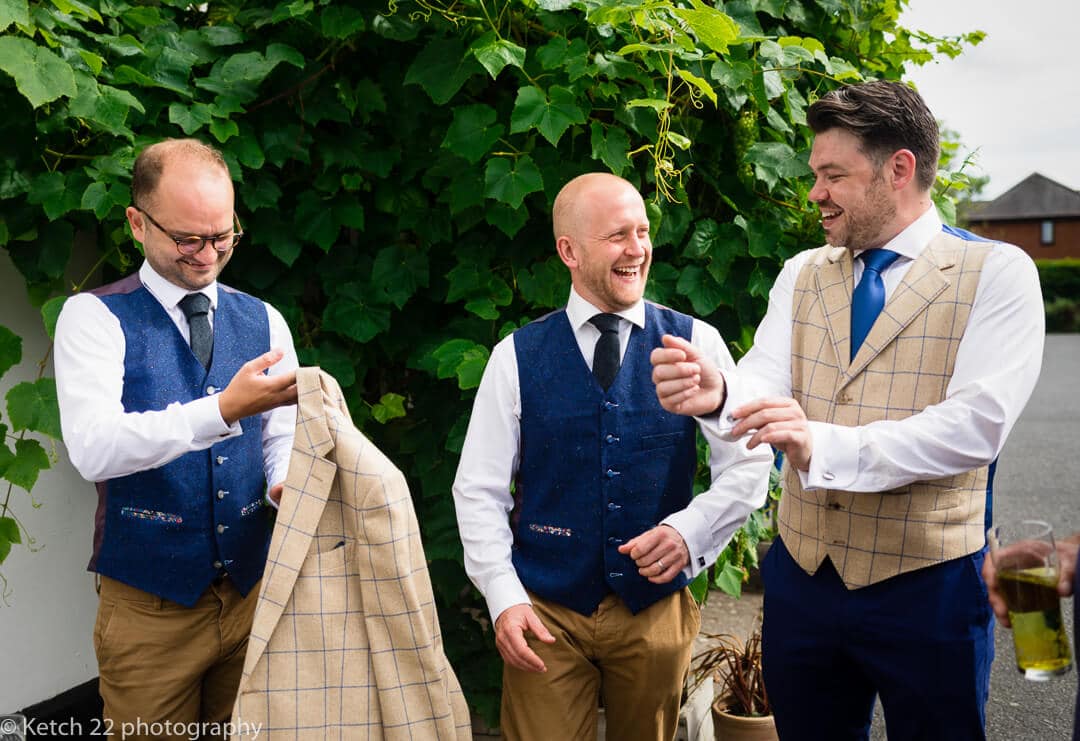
[859,248,901,275]
[178,293,210,319]
[589,313,620,334]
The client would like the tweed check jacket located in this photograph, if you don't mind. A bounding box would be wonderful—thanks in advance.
[232,368,471,739]
[779,233,991,588]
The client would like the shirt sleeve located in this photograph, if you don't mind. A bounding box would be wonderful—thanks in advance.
[801,243,1044,491]
[660,320,774,579]
[451,336,531,624]
[261,301,298,491]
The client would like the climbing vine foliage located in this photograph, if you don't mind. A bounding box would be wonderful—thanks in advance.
[0,0,982,721]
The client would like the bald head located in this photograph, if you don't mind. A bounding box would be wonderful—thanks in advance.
[132,138,230,210]
[552,173,642,242]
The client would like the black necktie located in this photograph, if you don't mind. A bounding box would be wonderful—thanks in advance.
[589,313,621,390]
[850,249,901,361]
[178,293,213,368]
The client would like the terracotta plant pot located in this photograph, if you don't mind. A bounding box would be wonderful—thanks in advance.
[711,695,777,741]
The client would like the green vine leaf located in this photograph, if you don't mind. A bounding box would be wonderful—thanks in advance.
[0,36,77,108]
[5,378,61,439]
[442,104,505,164]
[484,155,543,209]
[0,0,30,32]
[404,38,483,104]
[3,438,50,491]
[468,33,526,79]
[510,85,587,146]
[371,392,406,423]
[40,297,66,341]
[0,324,22,378]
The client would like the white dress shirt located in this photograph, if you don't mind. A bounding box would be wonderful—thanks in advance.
[54,261,298,489]
[453,287,773,623]
[727,205,1044,493]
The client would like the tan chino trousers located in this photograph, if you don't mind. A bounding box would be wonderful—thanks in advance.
[501,589,700,741]
[94,575,259,740]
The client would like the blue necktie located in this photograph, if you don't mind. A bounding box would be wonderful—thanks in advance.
[850,249,901,361]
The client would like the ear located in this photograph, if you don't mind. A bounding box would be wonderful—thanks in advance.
[888,149,918,190]
[126,206,146,243]
[555,235,579,269]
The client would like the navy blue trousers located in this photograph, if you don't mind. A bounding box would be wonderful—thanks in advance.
[761,537,994,741]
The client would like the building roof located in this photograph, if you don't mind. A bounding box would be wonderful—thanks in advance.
[967,173,1080,221]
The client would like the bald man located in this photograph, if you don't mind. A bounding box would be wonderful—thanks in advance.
[453,173,771,739]
[55,138,298,738]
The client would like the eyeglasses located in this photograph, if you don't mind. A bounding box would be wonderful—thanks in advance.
[137,208,244,255]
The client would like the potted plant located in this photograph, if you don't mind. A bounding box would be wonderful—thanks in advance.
[690,617,777,741]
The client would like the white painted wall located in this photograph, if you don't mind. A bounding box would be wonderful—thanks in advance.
[0,250,99,712]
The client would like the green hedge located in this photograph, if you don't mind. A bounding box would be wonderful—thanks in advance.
[1036,259,1080,332]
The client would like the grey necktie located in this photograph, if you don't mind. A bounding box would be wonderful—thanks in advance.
[178,293,213,368]
[589,313,621,390]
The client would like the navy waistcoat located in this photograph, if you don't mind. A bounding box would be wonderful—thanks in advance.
[512,302,697,615]
[88,273,271,606]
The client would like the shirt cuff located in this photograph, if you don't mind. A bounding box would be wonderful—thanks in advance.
[660,509,712,580]
[484,571,532,626]
[186,395,241,444]
[693,371,751,443]
[803,420,859,490]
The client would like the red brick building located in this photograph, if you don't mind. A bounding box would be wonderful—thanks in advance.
[963,173,1080,260]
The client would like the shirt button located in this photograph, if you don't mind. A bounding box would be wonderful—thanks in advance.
[607,502,621,511]
[605,434,619,444]
[822,471,835,482]
[217,490,228,500]
[213,560,223,569]
[605,469,619,478]
[216,456,227,465]
[607,536,622,545]
[608,572,623,578]
[206,385,217,395]
[217,524,227,534]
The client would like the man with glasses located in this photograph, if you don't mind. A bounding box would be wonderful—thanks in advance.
[54,138,298,738]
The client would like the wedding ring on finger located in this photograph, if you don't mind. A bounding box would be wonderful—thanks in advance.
[656,558,665,571]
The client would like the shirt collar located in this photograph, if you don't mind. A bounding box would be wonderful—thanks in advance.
[853,204,941,263]
[139,260,218,311]
[565,286,646,332]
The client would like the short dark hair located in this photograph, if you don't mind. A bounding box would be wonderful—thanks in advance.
[131,138,229,209]
[806,81,939,191]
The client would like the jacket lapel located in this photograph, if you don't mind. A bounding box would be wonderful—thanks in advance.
[240,367,337,683]
[814,246,855,370]
[845,235,954,380]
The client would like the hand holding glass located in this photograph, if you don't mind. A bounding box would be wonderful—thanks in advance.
[987,520,1072,680]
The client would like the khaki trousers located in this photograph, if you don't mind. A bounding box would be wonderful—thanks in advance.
[94,575,259,740]
[501,589,700,741]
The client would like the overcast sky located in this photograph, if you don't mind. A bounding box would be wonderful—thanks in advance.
[900,0,1080,200]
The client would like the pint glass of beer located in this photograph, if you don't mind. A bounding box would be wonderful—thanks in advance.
[987,520,1073,680]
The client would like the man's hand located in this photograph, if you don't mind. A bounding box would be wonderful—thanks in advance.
[982,535,1080,629]
[495,604,556,673]
[650,335,726,417]
[618,524,689,584]
[731,396,812,472]
[218,349,298,425]
[268,483,284,506]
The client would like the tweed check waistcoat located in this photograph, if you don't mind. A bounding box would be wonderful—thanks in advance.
[780,233,992,588]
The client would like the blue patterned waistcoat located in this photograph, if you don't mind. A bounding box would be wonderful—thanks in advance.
[512,302,697,615]
[88,273,271,606]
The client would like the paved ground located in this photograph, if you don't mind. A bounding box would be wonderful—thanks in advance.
[699,334,1080,739]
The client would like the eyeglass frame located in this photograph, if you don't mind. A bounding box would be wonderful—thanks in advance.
[136,207,244,255]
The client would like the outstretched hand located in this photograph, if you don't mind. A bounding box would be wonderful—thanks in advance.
[218,349,297,425]
[650,335,726,417]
